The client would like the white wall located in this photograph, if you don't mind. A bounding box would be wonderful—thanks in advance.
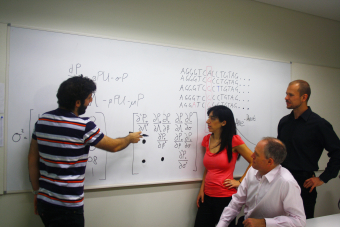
[0,0,339,226]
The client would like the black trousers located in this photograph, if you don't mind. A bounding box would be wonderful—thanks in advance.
[37,200,84,227]
[236,216,245,227]
[194,194,236,227]
[289,170,317,219]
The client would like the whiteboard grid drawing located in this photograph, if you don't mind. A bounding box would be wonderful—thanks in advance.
[7,27,290,192]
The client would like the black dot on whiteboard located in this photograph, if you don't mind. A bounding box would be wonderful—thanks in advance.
[161,157,164,161]
[142,139,146,144]
[142,159,146,163]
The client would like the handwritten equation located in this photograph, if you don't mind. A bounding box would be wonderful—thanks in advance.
[132,112,198,174]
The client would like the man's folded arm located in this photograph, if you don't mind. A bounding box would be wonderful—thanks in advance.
[265,180,306,227]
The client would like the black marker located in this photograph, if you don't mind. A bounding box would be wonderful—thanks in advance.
[129,132,149,137]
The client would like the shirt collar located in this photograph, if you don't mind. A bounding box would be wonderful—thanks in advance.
[57,108,77,116]
[254,165,281,183]
[288,106,312,122]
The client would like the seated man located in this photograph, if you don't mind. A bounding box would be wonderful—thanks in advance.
[217,137,306,227]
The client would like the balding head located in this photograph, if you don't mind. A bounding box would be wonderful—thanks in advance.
[289,80,311,103]
[262,137,287,165]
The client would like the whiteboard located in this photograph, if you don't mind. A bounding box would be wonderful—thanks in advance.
[7,27,291,192]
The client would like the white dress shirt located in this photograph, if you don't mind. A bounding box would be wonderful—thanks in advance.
[216,165,306,227]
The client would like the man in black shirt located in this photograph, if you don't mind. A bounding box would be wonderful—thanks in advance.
[278,80,340,219]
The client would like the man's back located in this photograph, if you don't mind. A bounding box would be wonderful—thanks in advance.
[33,108,103,208]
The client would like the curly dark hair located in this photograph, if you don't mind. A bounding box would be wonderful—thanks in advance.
[57,75,96,111]
[207,105,237,162]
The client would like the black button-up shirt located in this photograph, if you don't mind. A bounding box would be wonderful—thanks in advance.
[278,107,340,183]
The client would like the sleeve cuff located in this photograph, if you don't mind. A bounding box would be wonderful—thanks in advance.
[264,218,275,227]
[216,221,228,227]
[318,174,328,183]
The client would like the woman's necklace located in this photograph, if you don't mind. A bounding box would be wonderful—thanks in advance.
[210,135,221,150]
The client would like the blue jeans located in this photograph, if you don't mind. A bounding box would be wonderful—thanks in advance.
[37,200,84,227]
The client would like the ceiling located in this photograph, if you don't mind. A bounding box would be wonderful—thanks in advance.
[254,0,340,22]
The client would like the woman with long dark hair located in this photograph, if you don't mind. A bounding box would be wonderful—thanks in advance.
[194,105,253,227]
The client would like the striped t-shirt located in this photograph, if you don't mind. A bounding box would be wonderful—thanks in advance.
[32,108,104,209]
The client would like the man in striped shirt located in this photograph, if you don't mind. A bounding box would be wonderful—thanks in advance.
[28,75,142,227]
